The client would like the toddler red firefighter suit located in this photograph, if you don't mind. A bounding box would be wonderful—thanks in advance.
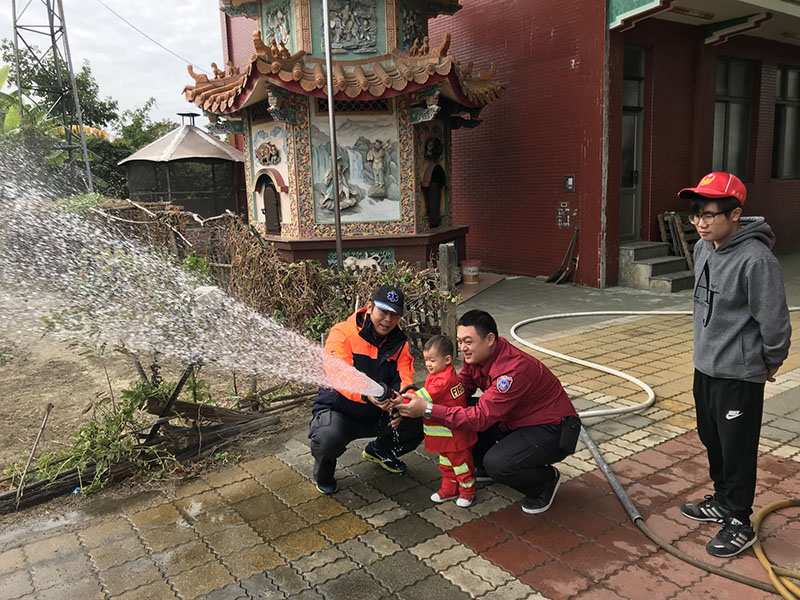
[418,364,478,501]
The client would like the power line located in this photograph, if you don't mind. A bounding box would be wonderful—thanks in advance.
[92,0,209,74]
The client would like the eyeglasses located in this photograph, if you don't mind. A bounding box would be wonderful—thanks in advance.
[690,210,730,225]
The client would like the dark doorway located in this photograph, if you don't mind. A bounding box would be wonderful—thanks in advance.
[423,166,446,229]
[258,177,281,235]
[620,46,645,243]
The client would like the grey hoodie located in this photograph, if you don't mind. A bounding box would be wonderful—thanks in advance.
[693,216,791,382]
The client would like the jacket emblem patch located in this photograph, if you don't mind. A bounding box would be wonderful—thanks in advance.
[449,382,465,399]
[496,375,513,393]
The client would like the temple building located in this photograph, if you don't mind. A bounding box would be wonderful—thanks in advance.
[183,0,501,267]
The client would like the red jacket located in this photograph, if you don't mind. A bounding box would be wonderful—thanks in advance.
[430,337,577,432]
[418,365,478,453]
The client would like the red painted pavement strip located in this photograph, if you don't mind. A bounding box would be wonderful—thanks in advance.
[482,537,549,576]
[729,552,776,585]
[449,430,798,598]
[558,541,629,581]
[448,518,512,554]
[556,503,619,540]
[574,584,628,599]
[519,559,594,599]
[638,551,706,588]
[669,572,776,600]
[774,473,800,497]
[641,513,694,545]
[520,522,587,559]
[619,481,673,510]
[625,448,679,472]
[591,523,659,561]
[760,454,800,479]
[604,563,681,600]
[484,503,542,536]
[757,536,800,569]
[607,457,659,481]
[660,461,709,487]
[649,437,704,460]
[640,471,696,497]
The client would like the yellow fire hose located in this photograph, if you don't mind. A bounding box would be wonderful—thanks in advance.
[752,499,800,599]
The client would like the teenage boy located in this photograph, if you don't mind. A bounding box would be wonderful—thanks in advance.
[678,172,791,557]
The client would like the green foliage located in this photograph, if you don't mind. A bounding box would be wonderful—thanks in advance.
[0,347,10,366]
[1,39,119,128]
[114,98,176,153]
[57,192,109,213]
[181,253,216,286]
[85,135,130,198]
[2,380,184,495]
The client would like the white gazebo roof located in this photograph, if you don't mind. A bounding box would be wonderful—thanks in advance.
[118,124,244,165]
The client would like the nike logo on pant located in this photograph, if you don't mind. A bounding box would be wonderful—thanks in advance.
[725,410,744,420]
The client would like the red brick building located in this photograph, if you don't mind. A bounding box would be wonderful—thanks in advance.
[430,0,800,287]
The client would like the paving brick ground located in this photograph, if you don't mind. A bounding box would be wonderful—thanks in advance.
[1,313,798,600]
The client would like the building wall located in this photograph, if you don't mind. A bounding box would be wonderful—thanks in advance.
[220,12,259,154]
[621,20,800,256]
[429,0,609,286]
[618,20,702,252]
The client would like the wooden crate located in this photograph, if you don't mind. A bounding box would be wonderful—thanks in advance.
[657,212,698,269]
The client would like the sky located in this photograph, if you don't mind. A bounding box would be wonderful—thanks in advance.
[0,0,225,129]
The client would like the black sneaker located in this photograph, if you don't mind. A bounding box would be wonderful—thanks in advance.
[474,467,493,483]
[680,495,731,523]
[315,480,338,495]
[706,517,757,557]
[522,468,562,514]
[362,441,407,473]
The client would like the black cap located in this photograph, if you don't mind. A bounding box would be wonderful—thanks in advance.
[371,285,404,316]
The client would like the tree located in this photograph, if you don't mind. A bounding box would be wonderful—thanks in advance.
[114,98,176,152]
[87,98,177,199]
[1,38,118,129]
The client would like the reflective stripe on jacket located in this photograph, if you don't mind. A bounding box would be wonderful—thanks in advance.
[421,365,477,453]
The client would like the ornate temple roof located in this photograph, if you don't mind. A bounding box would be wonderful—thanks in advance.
[219,0,462,18]
[183,32,502,115]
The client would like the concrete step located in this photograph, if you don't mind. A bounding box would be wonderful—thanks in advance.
[650,270,695,293]
[619,241,670,261]
[635,255,689,277]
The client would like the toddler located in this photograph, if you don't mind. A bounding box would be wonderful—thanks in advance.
[418,335,477,507]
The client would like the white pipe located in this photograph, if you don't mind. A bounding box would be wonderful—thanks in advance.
[510,309,799,420]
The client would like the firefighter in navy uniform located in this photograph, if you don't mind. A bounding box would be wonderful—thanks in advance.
[309,285,422,494]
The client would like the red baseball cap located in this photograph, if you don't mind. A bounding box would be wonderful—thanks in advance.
[678,172,746,205]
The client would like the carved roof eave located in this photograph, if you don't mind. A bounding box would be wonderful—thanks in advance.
[183,34,502,115]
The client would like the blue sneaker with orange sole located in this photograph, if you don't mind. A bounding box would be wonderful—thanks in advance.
[362,441,407,473]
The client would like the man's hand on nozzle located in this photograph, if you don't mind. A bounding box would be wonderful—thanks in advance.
[395,392,427,418]
[365,390,401,412]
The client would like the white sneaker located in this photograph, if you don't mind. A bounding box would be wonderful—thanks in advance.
[431,491,458,503]
[456,496,473,508]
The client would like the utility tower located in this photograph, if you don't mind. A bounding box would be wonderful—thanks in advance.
[11,0,93,191]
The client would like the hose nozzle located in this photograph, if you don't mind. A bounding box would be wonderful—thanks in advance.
[375,382,392,402]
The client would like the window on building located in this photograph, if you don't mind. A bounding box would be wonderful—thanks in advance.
[713,58,754,180]
[773,65,800,179]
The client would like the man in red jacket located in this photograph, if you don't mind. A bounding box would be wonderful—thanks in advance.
[310,285,423,494]
[395,309,579,514]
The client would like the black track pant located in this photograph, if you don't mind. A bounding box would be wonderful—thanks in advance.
[693,369,765,521]
[309,408,423,485]
[473,422,568,498]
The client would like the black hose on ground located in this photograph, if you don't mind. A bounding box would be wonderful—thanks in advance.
[579,427,792,596]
